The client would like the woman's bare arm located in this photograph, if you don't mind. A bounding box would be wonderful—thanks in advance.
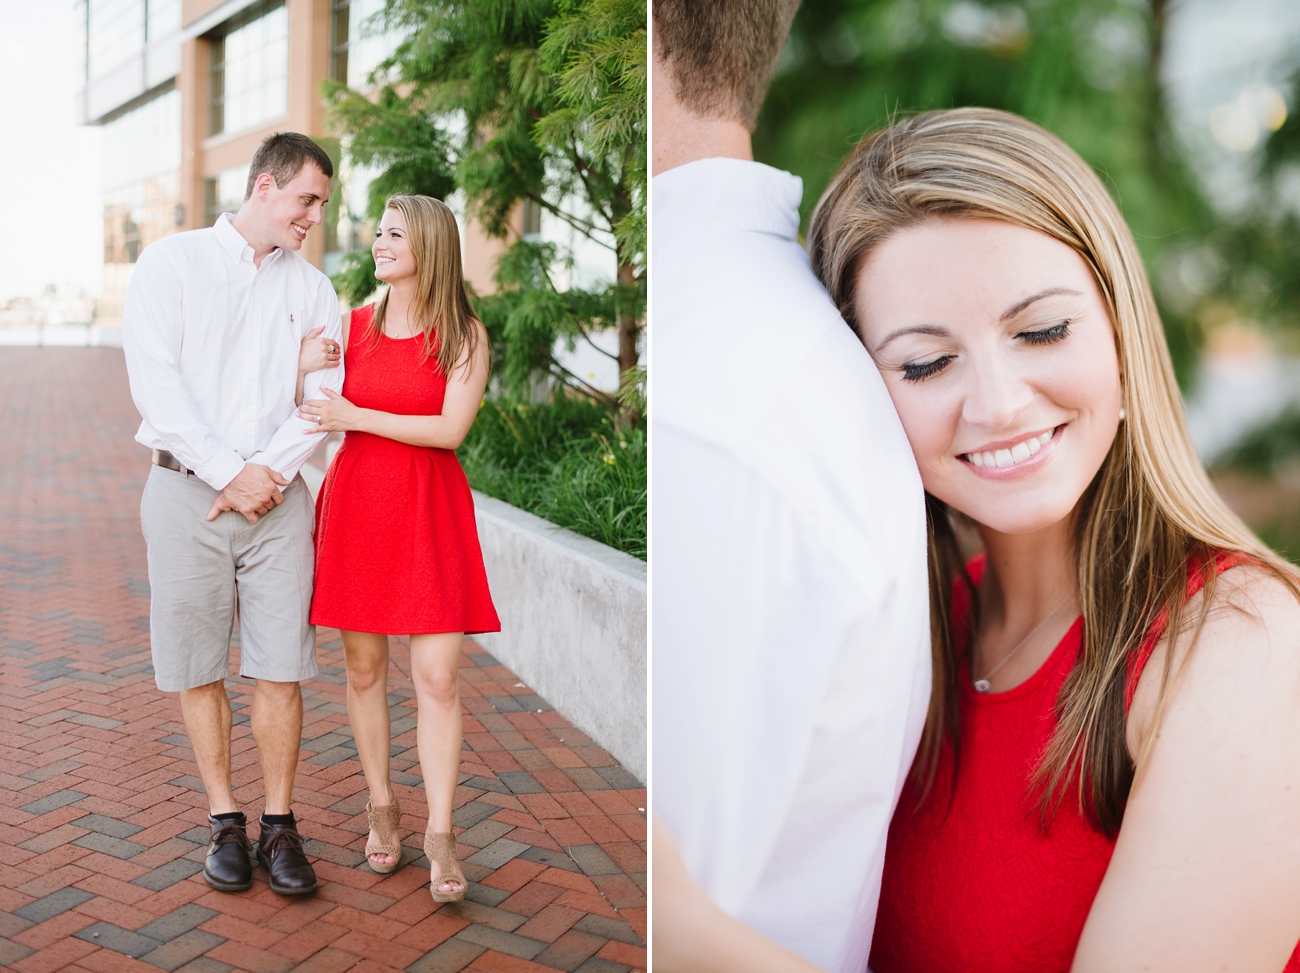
[296,324,342,406]
[653,815,827,973]
[299,322,489,449]
[1073,567,1300,973]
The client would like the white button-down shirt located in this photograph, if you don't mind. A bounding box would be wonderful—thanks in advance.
[652,158,932,973]
[123,213,345,491]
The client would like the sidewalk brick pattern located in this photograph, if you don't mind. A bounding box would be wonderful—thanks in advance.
[0,349,646,973]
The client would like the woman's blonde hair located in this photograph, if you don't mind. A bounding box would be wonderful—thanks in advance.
[371,194,483,376]
[807,107,1299,834]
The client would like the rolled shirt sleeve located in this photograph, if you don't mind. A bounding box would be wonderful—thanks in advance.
[245,279,345,482]
[122,245,247,491]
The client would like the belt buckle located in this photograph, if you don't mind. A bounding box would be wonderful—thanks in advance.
[152,449,189,475]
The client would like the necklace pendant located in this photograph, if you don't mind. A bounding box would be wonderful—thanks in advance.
[973,678,992,693]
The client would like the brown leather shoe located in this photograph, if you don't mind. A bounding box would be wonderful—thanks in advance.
[257,815,318,895]
[204,813,254,892]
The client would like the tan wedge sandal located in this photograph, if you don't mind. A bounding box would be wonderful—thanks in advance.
[424,830,467,903]
[364,798,403,875]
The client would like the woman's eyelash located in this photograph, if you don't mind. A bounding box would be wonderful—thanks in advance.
[902,355,954,382]
[898,322,1068,381]
[1019,321,1071,344]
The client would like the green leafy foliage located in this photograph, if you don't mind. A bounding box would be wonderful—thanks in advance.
[753,0,1213,383]
[537,0,648,260]
[325,0,646,402]
[459,394,647,559]
[1191,64,1300,344]
[333,250,379,307]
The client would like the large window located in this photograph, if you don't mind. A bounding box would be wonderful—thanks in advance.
[209,0,289,136]
[147,0,181,40]
[205,166,252,226]
[75,0,89,86]
[331,0,399,89]
[102,87,182,265]
[88,0,145,81]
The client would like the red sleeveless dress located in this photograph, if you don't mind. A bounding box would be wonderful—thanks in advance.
[310,305,500,636]
[870,552,1300,972]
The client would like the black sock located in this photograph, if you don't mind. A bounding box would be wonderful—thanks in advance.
[211,811,244,823]
[261,811,295,826]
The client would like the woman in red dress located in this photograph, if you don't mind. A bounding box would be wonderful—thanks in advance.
[807,109,1300,972]
[299,194,498,902]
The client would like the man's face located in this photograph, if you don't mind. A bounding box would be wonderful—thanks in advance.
[256,163,332,252]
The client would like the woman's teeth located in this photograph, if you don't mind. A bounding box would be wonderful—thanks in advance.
[965,429,1055,469]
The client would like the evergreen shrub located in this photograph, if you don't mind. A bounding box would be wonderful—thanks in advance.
[459,394,646,561]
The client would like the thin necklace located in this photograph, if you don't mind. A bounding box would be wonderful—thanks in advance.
[972,591,1074,693]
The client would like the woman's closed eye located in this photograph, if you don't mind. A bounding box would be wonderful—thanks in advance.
[902,354,955,382]
[1017,321,1071,345]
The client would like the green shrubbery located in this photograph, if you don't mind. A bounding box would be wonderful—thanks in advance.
[459,395,646,561]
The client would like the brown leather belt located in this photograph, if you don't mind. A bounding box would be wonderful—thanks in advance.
[151,449,193,475]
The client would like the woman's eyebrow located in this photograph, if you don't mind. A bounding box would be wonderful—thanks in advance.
[1000,287,1082,321]
[873,324,951,355]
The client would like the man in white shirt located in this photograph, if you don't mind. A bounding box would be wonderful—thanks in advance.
[123,132,344,898]
[651,3,932,970]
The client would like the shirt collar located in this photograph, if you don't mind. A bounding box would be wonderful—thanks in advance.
[651,158,803,240]
[214,212,283,267]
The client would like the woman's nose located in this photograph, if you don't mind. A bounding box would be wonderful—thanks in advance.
[961,354,1035,430]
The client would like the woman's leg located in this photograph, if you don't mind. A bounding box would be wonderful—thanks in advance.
[341,630,396,867]
[409,631,466,894]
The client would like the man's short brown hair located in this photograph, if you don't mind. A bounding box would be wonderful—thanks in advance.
[244,132,334,200]
[654,0,801,131]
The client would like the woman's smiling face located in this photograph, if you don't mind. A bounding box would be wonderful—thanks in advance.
[852,218,1124,535]
[372,206,417,283]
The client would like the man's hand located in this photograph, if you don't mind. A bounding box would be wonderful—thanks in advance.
[206,463,290,524]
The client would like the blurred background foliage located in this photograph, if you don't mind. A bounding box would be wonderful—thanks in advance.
[753,0,1300,560]
[327,0,645,409]
[751,0,1300,382]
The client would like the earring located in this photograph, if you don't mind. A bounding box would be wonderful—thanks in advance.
[1118,407,1127,420]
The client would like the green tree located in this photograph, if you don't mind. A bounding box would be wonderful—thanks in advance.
[753,0,1214,382]
[326,0,646,409]
[1189,62,1300,347]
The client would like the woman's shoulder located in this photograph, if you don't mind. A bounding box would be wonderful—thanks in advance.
[1128,555,1300,751]
[1194,558,1300,655]
[345,304,377,347]
[1167,555,1299,665]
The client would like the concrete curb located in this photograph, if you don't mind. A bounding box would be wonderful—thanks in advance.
[471,491,647,785]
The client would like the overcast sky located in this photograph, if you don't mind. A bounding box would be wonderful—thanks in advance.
[0,3,102,303]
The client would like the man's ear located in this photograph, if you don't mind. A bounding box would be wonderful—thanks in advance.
[254,172,276,201]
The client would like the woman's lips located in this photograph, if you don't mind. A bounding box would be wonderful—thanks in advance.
[959,425,1063,480]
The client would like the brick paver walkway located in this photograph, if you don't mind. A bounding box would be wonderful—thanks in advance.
[0,348,646,973]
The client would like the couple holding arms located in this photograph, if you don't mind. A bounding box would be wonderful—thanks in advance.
[653,3,1300,972]
[123,133,498,903]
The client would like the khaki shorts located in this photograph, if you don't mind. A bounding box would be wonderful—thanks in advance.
[140,465,318,692]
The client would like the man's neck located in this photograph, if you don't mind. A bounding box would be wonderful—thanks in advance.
[228,212,278,268]
[652,57,753,175]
